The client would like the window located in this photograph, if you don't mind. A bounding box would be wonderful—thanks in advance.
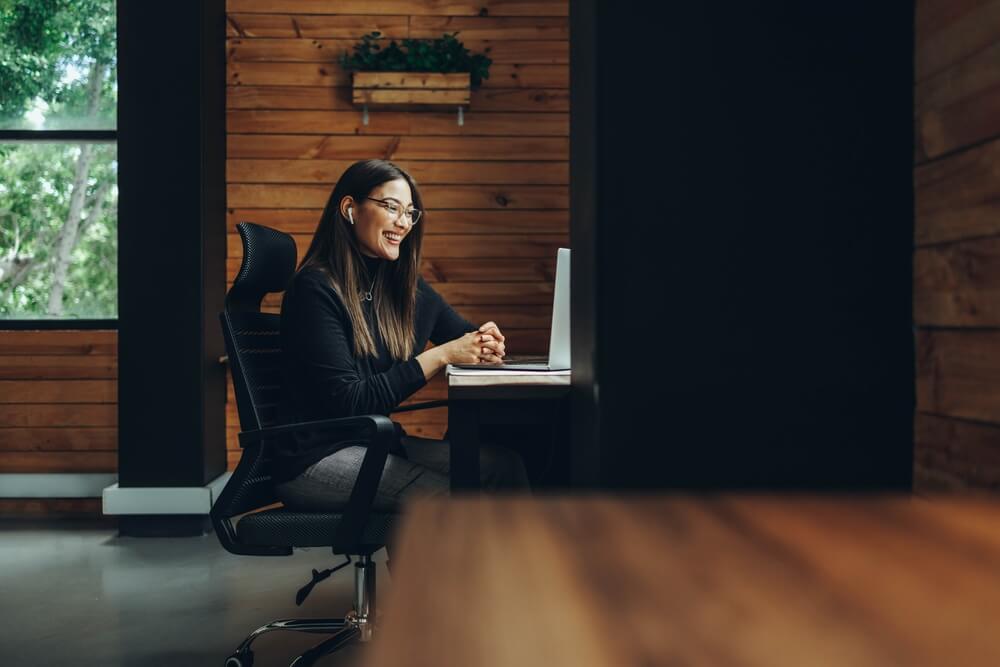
[0,0,117,324]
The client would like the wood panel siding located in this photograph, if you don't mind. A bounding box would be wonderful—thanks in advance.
[224,0,570,464]
[915,139,1000,246]
[228,86,569,112]
[914,0,1000,491]
[228,39,568,64]
[0,498,106,519]
[0,331,118,478]
[228,135,569,160]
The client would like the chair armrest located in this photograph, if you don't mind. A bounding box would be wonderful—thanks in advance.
[238,414,397,553]
[390,400,449,414]
[238,414,389,448]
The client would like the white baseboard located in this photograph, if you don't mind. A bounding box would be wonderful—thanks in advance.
[0,473,118,498]
[101,472,232,515]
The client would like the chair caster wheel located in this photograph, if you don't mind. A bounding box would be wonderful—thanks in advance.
[225,650,253,667]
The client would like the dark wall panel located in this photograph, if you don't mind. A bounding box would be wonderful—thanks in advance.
[117,0,227,488]
[571,2,914,489]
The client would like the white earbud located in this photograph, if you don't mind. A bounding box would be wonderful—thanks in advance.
[348,207,354,225]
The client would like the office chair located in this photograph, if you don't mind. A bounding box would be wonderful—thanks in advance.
[212,222,446,667]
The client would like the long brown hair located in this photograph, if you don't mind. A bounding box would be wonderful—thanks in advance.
[297,159,425,361]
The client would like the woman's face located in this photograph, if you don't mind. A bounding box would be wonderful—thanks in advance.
[343,178,415,261]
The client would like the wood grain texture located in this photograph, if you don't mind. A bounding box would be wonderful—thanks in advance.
[914,3,1000,489]
[228,39,568,64]
[226,110,567,135]
[0,329,118,487]
[915,39,1000,161]
[352,88,471,107]
[914,235,1000,326]
[353,72,470,89]
[227,159,568,184]
[914,137,1000,246]
[916,0,1000,83]
[227,86,569,112]
[227,14,410,39]
[0,404,117,428]
[0,427,117,452]
[409,15,568,39]
[0,451,116,473]
[0,355,117,379]
[0,330,116,355]
[915,413,1000,491]
[226,14,569,40]
[369,496,1000,667]
[0,380,116,404]
[350,71,474,108]
[227,0,568,17]
[229,134,569,160]
[0,498,105,518]
[917,330,1000,423]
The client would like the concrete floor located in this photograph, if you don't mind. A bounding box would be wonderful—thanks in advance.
[0,520,385,666]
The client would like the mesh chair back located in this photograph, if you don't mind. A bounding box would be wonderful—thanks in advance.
[223,222,297,432]
[214,223,297,534]
[224,311,284,432]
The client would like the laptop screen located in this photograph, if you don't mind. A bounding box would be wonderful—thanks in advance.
[547,248,571,368]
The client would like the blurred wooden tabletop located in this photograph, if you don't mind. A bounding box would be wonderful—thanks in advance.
[365,495,1000,667]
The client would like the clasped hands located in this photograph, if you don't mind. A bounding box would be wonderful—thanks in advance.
[443,321,506,365]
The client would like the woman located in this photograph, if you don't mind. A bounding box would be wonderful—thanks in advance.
[274,159,530,512]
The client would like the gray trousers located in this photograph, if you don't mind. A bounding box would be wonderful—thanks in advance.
[274,435,530,513]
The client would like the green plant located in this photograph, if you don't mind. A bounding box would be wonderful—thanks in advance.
[340,32,492,89]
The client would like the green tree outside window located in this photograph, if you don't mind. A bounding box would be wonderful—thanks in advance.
[0,0,117,319]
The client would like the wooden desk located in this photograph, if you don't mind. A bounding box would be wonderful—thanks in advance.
[367,496,1000,667]
[446,366,570,490]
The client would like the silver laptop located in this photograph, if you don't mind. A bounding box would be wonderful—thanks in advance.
[452,247,570,371]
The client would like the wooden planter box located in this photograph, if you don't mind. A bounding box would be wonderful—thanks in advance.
[351,72,471,109]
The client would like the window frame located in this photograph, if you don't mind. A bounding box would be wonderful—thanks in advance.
[0,42,119,328]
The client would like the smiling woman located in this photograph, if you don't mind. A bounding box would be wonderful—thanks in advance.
[297,160,428,361]
[274,159,529,514]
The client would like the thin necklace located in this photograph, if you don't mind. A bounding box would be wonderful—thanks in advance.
[362,273,376,302]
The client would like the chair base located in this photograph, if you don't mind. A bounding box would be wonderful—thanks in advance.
[225,555,377,667]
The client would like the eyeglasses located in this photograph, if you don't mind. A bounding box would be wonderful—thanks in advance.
[366,197,422,226]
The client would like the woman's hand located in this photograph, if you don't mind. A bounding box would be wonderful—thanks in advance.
[476,332,506,363]
[416,322,507,380]
[478,321,506,348]
[441,329,506,365]
[475,321,506,363]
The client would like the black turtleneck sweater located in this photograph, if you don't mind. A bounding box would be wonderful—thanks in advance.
[275,255,475,482]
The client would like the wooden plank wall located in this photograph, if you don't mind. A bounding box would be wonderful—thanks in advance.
[0,330,117,516]
[224,0,570,467]
[913,0,1000,490]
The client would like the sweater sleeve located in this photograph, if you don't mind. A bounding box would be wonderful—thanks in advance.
[420,277,477,344]
[283,273,427,417]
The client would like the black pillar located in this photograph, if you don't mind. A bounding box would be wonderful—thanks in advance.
[570,2,914,490]
[116,0,227,533]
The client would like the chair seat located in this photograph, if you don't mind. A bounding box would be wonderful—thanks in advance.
[237,509,396,550]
